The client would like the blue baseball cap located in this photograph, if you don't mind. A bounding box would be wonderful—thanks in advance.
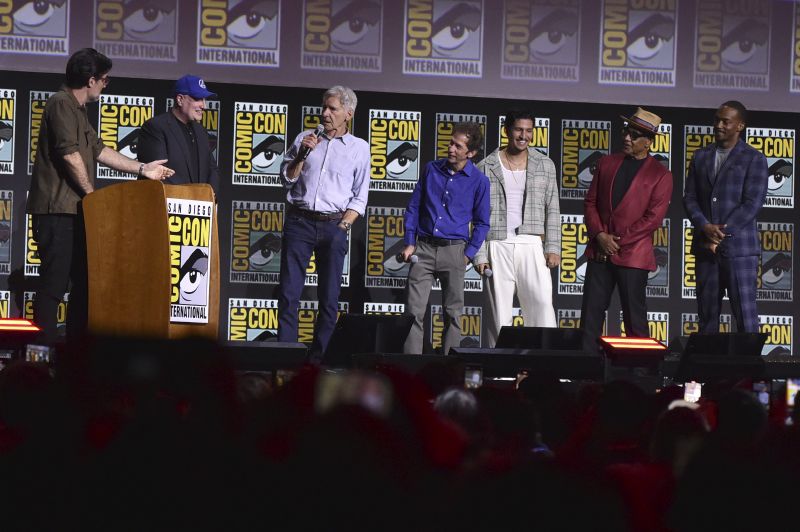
[173,75,216,99]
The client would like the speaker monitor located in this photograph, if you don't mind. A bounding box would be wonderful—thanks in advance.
[223,341,309,372]
[675,332,768,381]
[324,314,415,367]
[495,326,585,350]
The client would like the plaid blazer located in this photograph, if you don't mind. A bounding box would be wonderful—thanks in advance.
[473,147,561,265]
[684,139,768,257]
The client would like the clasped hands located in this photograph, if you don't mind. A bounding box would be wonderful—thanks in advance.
[595,232,620,262]
[701,223,727,254]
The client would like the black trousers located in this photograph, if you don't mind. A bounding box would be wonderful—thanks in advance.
[32,211,88,344]
[580,259,649,354]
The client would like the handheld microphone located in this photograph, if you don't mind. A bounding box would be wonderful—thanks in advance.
[300,124,325,161]
[483,268,493,278]
[396,253,419,264]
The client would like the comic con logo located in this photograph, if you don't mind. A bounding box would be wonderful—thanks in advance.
[498,115,548,156]
[168,199,213,323]
[24,213,39,276]
[651,123,671,169]
[365,206,408,288]
[0,290,8,318]
[0,0,68,54]
[0,89,15,175]
[683,125,714,186]
[560,120,610,200]
[0,190,11,275]
[297,301,349,343]
[747,128,795,208]
[647,219,669,297]
[759,315,792,356]
[197,0,280,67]
[228,298,278,341]
[369,109,421,192]
[681,312,731,336]
[559,214,587,295]
[94,0,178,61]
[167,98,220,161]
[97,94,153,179]
[436,113,486,161]
[27,90,53,175]
[301,0,382,72]
[430,305,481,350]
[501,0,579,82]
[232,102,287,186]
[620,311,668,343]
[694,0,770,90]
[403,0,483,77]
[24,291,68,331]
[599,0,677,87]
[682,218,695,299]
[558,308,608,335]
[757,222,793,302]
[364,302,405,315]
[230,201,283,284]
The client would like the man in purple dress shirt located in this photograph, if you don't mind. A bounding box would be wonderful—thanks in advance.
[278,86,369,361]
[401,122,491,355]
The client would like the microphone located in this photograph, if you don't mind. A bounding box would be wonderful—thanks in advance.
[396,253,419,264]
[483,268,493,278]
[300,124,325,160]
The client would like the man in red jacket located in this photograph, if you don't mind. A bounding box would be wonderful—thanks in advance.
[580,108,673,354]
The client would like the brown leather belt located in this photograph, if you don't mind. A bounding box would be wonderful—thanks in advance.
[289,205,342,222]
[419,235,465,247]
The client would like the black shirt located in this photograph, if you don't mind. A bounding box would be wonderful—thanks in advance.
[172,112,200,182]
[612,156,646,209]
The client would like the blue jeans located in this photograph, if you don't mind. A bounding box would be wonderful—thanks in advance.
[277,212,347,358]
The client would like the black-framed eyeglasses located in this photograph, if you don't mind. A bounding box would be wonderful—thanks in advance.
[94,75,110,87]
[622,127,647,140]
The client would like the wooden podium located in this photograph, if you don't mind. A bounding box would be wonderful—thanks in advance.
[82,181,219,339]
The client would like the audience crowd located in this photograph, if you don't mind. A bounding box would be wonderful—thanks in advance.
[0,337,798,531]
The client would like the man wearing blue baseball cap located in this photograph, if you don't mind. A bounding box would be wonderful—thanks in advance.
[138,75,220,194]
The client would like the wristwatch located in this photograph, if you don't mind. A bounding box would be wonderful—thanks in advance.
[137,163,144,177]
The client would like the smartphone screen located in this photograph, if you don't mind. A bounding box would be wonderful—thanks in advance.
[464,367,482,389]
[315,371,393,417]
[752,382,770,411]
[683,381,702,403]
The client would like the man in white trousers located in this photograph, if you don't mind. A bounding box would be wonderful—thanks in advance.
[474,109,561,347]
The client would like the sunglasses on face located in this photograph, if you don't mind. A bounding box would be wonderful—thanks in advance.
[622,127,648,141]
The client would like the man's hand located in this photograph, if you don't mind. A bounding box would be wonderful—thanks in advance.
[702,223,727,245]
[545,253,560,269]
[140,159,175,181]
[296,132,321,160]
[476,262,490,274]
[401,245,416,262]
[596,232,621,255]
[464,256,470,266]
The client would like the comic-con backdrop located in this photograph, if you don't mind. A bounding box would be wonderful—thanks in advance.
[2,1,800,112]
[0,69,795,357]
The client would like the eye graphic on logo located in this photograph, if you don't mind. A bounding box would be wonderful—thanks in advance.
[227,0,279,46]
[13,0,66,34]
[330,0,381,52]
[529,9,578,61]
[122,1,176,40]
[767,159,792,191]
[252,135,284,173]
[578,150,603,187]
[720,20,768,71]
[576,254,587,283]
[765,345,790,358]
[761,252,791,287]
[0,122,12,152]
[386,142,418,179]
[653,153,669,168]
[117,129,140,159]
[648,247,668,280]
[382,239,409,274]
[626,13,674,67]
[431,2,481,56]
[249,232,282,268]
[179,248,209,304]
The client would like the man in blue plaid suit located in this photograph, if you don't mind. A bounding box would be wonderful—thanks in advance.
[683,101,768,334]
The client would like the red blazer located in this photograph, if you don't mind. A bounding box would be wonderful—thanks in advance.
[583,153,673,271]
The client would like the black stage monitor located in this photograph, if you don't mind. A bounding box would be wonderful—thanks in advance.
[495,326,585,351]
[682,332,767,358]
[325,314,414,367]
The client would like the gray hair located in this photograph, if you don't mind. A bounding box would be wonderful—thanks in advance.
[323,85,357,113]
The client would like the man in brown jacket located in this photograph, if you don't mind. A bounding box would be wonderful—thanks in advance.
[27,48,173,343]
